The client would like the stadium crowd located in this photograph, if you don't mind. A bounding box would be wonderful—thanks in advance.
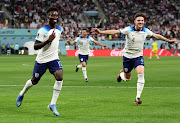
[1,0,180,40]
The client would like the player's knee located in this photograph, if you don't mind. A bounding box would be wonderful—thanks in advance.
[137,74,145,83]
[31,78,39,85]
[56,76,63,81]
[125,78,131,81]
[82,63,86,67]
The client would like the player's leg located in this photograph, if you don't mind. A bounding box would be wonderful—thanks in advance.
[76,64,82,72]
[134,56,145,104]
[81,61,88,82]
[149,50,153,59]
[117,56,133,82]
[49,60,63,116]
[79,54,88,82]
[16,61,47,107]
[154,50,159,59]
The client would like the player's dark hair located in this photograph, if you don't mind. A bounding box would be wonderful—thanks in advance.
[47,7,58,13]
[82,28,88,32]
[134,13,145,19]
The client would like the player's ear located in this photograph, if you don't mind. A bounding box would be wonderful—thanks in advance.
[47,13,50,19]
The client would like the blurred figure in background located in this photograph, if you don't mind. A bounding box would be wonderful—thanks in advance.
[14,43,19,54]
[149,40,159,60]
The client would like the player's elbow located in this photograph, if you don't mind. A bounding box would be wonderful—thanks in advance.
[34,45,39,50]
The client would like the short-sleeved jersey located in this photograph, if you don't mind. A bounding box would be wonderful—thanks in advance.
[35,25,63,63]
[120,26,153,58]
[152,42,158,50]
[74,36,94,55]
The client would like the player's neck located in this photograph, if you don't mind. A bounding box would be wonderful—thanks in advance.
[135,26,142,31]
[48,23,56,29]
[82,35,87,38]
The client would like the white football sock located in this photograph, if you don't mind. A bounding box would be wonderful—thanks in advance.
[136,74,145,99]
[19,79,33,96]
[50,80,63,105]
[77,64,82,68]
[120,72,129,81]
[82,67,87,79]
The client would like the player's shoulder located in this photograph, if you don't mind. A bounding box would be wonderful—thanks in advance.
[56,25,63,32]
[38,25,52,34]
[142,27,152,33]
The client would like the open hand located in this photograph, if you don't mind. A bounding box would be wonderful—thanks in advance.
[91,28,101,34]
[48,29,56,42]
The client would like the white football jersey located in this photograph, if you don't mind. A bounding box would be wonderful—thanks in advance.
[74,36,94,55]
[35,25,63,63]
[120,26,153,58]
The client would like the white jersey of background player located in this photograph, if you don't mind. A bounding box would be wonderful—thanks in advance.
[67,29,108,82]
[74,35,94,55]
[91,13,178,105]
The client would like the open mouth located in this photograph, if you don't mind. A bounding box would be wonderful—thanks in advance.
[53,19,57,23]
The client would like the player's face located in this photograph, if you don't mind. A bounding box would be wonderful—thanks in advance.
[134,17,144,29]
[82,30,88,37]
[48,11,58,25]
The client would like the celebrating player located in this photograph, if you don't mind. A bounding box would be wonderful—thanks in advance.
[91,13,178,105]
[66,29,108,82]
[16,7,63,116]
[149,40,159,59]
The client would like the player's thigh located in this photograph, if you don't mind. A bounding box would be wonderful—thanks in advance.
[123,56,134,73]
[49,59,63,81]
[79,54,89,65]
[134,56,144,74]
[152,49,157,53]
[32,61,48,84]
[135,65,144,74]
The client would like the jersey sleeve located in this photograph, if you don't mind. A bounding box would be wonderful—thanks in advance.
[35,29,46,42]
[119,27,130,35]
[145,28,153,37]
[89,36,95,42]
[74,37,79,42]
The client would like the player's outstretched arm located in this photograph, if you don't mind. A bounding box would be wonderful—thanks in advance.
[152,33,178,44]
[93,40,109,48]
[66,38,76,45]
[34,29,56,50]
[91,28,120,35]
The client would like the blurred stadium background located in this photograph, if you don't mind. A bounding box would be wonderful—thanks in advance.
[0,0,179,55]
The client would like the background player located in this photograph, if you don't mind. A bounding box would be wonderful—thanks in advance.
[16,7,63,116]
[149,40,159,59]
[66,29,108,82]
[91,13,178,105]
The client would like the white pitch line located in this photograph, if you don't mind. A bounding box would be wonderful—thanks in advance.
[0,85,180,89]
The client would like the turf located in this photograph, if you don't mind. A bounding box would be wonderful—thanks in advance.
[0,55,180,123]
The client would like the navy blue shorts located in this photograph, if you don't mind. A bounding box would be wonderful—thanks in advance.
[33,59,63,80]
[123,56,144,73]
[79,54,88,64]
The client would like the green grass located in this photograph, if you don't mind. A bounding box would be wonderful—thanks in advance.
[0,55,180,123]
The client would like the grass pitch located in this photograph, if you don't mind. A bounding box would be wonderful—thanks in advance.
[0,55,180,123]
